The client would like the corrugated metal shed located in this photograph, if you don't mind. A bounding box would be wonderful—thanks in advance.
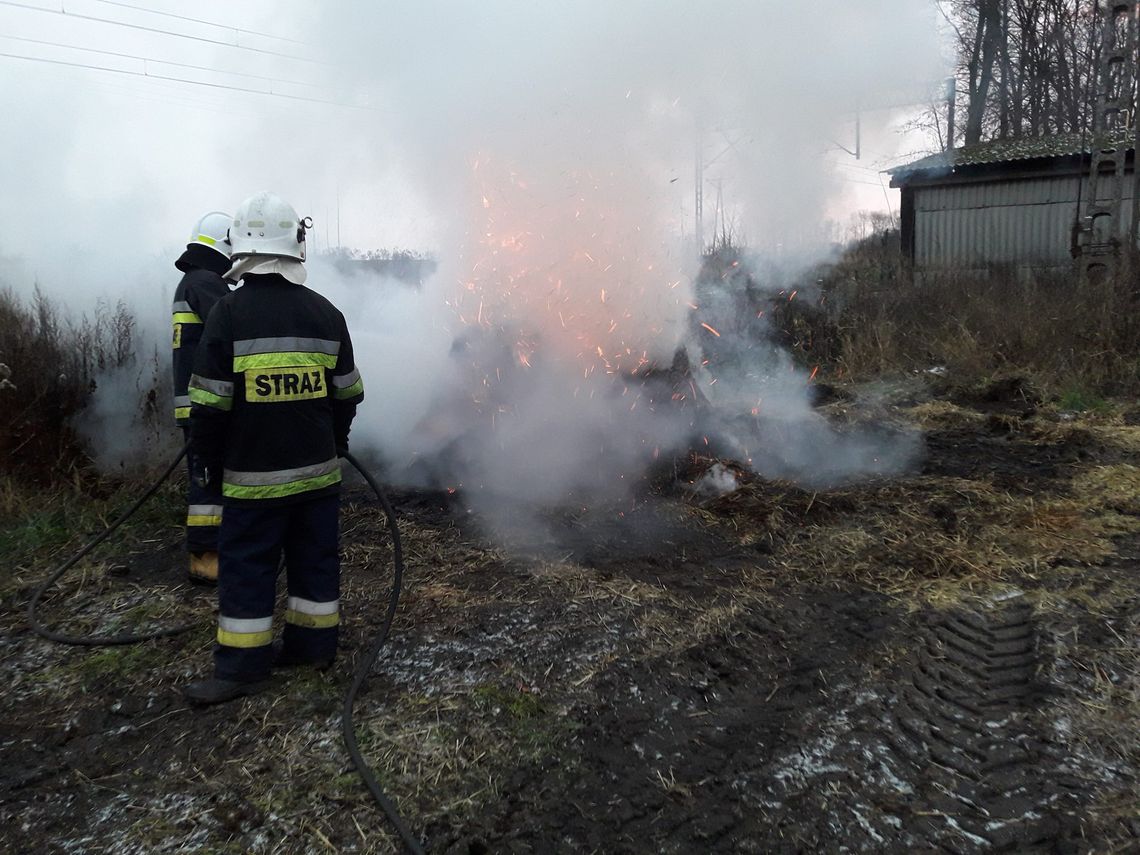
[888,134,1137,273]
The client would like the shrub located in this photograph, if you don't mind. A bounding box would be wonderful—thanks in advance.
[0,287,154,482]
[781,226,1140,399]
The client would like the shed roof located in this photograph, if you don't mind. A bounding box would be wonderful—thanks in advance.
[888,130,1135,182]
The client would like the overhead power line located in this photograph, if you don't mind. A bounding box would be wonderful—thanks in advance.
[88,0,311,46]
[0,50,376,110]
[86,76,327,123]
[0,0,323,63]
[2,33,321,88]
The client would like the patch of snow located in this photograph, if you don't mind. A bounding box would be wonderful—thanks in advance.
[864,749,913,795]
[850,804,885,844]
[379,607,628,695]
[942,815,989,847]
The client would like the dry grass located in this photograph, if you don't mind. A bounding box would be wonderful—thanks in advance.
[0,286,159,482]
[858,267,1140,396]
[772,225,1140,400]
[697,403,1140,611]
[907,400,989,430]
[1071,464,1140,517]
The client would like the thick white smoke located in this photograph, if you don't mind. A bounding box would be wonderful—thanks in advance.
[306,1,938,503]
[0,0,943,509]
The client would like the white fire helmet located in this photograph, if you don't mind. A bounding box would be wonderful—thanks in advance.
[229,192,308,261]
[189,211,233,259]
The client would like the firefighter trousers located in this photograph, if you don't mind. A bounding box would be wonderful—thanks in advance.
[214,493,340,681]
[183,427,222,553]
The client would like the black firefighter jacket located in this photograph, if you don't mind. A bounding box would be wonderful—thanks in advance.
[188,272,364,506]
[171,244,232,425]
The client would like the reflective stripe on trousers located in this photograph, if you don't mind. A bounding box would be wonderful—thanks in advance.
[217,615,273,648]
[214,494,340,681]
[186,504,223,527]
[285,596,339,629]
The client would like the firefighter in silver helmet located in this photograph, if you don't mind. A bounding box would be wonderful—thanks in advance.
[172,211,232,585]
[183,192,364,705]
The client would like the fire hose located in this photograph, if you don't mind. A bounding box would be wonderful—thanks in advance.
[25,444,425,855]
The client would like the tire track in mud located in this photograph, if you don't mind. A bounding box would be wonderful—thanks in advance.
[889,600,1076,851]
[443,594,1099,853]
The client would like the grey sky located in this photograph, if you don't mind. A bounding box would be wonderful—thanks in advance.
[0,0,947,292]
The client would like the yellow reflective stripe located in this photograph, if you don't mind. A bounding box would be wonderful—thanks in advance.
[190,374,234,396]
[332,367,361,388]
[226,458,338,486]
[174,406,191,420]
[285,609,340,629]
[172,312,203,325]
[188,387,233,410]
[217,628,273,648]
[186,513,222,527]
[196,234,217,246]
[334,378,364,400]
[223,469,341,500]
[233,352,338,372]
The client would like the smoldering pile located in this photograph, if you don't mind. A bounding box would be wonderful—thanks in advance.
[370,280,919,510]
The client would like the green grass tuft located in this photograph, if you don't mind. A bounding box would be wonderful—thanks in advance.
[472,683,546,719]
[1058,386,1111,413]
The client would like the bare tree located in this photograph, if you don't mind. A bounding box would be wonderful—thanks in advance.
[932,0,1099,147]
[964,0,1002,144]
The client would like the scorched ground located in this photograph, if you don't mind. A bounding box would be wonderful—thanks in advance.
[1,374,1138,853]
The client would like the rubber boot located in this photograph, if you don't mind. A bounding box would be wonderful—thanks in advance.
[272,639,335,671]
[188,551,219,586]
[183,677,268,706]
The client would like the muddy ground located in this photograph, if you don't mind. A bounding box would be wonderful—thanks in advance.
[1,377,1138,854]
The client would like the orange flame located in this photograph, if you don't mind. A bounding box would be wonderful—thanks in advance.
[455,154,688,378]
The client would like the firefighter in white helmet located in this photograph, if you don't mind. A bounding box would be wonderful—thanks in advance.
[183,192,364,705]
[172,211,232,585]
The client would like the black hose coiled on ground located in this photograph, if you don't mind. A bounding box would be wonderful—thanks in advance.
[26,444,197,645]
[27,446,424,853]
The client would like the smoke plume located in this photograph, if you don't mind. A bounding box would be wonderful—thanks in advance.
[310,1,937,507]
[0,0,943,515]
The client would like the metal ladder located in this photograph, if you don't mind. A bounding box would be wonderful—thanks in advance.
[1077,1,1139,279]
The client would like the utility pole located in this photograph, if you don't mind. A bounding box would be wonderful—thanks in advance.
[694,123,704,257]
[714,178,725,249]
[1077,0,1139,280]
[945,77,956,151]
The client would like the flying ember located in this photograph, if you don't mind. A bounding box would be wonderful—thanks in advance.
[450,155,691,379]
